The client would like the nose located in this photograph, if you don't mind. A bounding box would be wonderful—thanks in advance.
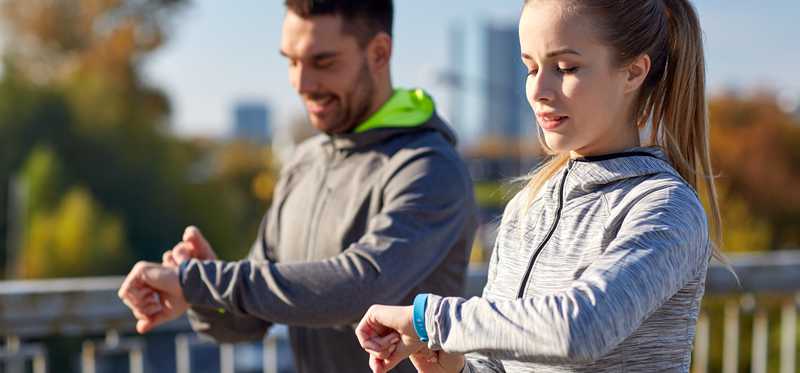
[526,71,556,106]
[290,63,318,95]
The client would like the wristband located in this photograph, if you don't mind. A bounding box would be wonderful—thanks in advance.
[412,293,430,342]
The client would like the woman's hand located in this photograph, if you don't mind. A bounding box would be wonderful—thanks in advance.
[356,304,467,373]
[410,350,466,373]
[356,305,425,373]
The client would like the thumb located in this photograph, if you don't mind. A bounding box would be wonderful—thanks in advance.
[183,226,215,260]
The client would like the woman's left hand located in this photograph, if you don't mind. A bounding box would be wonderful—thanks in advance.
[356,304,425,373]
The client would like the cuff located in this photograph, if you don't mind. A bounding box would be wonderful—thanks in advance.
[179,259,226,314]
[424,294,444,350]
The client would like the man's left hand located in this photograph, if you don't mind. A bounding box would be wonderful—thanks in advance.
[118,261,189,334]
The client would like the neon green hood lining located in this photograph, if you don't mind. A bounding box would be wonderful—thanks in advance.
[353,88,435,133]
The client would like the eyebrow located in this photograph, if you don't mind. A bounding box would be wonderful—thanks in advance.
[521,48,582,60]
[279,50,340,61]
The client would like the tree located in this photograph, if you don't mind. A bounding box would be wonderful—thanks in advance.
[709,92,800,251]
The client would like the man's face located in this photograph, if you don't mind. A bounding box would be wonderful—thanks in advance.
[280,11,376,134]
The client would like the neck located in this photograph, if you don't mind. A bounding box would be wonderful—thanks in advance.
[570,125,641,159]
[364,78,393,122]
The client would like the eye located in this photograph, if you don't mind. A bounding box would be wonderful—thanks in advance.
[557,66,579,74]
[315,58,335,69]
[527,67,539,77]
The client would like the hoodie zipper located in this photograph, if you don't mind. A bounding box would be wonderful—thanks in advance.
[304,140,334,260]
[516,159,575,298]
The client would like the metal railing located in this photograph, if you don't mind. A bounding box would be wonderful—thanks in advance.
[1,251,798,373]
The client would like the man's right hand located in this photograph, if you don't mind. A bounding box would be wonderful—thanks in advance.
[162,226,218,268]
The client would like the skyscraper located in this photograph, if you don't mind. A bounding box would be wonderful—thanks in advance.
[233,101,271,144]
[483,21,533,139]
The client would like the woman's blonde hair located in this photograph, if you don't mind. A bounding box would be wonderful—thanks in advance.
[521,0,727,263]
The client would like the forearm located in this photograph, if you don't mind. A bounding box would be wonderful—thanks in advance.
[186,306,272,343]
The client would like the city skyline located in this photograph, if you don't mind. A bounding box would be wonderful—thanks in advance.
[142,1,800,143]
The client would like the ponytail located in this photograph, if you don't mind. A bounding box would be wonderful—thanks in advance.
[645,0,726,263]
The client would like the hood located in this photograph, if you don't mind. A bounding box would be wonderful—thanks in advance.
[564,146,686,198]
[329,88,458,150]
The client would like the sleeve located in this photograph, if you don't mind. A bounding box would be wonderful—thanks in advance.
[179,150,476,327]
[461,354,506,373]
[184,214,275,342]
[423,185,711,363]
[456,245,506,372]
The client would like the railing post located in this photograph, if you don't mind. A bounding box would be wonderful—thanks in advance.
[4,336,23,373]
[263,333,278,373]
[81,340,96,373]
[722,299,740,373]
[33,351,47,373]
[781,295,798,373]
[220,343,235,373]
[129,342,143,373]
[692,313,709,373]
[752,304,769,373]
[175,334,191,373]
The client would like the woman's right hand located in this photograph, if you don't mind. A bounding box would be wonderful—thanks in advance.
[409,349,466,373]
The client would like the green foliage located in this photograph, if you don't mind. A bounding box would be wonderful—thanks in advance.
[18,186,129,278]
[474,181,517,209]
[0,0,276,278]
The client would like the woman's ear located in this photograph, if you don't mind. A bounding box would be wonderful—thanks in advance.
[624,54,651,94]
[366,32,392,73]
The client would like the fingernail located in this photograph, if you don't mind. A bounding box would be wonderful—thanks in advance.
[390,336,399,344]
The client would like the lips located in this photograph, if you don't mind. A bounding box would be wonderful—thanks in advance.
[306,95,336,115]
[536,112,569,131]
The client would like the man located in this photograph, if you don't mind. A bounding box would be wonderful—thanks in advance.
[118,1,477,372]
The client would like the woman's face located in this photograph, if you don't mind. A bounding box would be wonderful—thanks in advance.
[519,1,640,157]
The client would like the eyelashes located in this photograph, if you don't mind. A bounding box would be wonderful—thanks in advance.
[527,66,580,76]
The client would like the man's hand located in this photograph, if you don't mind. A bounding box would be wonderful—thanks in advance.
[163,226,217,268]
[118,261,189,334]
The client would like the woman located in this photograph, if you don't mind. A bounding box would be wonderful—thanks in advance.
[355,0,726,372]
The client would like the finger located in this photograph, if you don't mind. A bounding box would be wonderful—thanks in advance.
[172,242,192,263]
[369,355,390,373]
[130,301,163,320]
[366,332,400,358]
[373,332,401,349]
[183,226,215,260]
[162,250,178,268]
[380,335,425,372]
[371,343,397,360]
[118,262,147,300]
[356,306,392,347]
[120,284,158,309]
[135,307,174,334]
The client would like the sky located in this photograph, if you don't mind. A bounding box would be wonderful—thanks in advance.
[141,0,800,142]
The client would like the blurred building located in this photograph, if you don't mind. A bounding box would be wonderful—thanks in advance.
[483,21,533,139]
[232,101,271,144]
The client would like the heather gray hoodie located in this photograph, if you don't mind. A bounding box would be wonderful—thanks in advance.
[178,89,478,373]
[423,147,711,372]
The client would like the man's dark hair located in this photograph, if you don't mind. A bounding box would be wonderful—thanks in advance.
[284,0,393,46]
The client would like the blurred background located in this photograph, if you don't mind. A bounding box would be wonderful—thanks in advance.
[0,0,798,372]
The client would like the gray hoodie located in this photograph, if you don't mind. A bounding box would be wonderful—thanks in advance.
[423,148,711,372]
[179,107,478,373]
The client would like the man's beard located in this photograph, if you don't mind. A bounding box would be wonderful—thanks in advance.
[320,60,376,134]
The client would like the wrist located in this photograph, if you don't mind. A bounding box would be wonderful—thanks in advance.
[412,293,430,342]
